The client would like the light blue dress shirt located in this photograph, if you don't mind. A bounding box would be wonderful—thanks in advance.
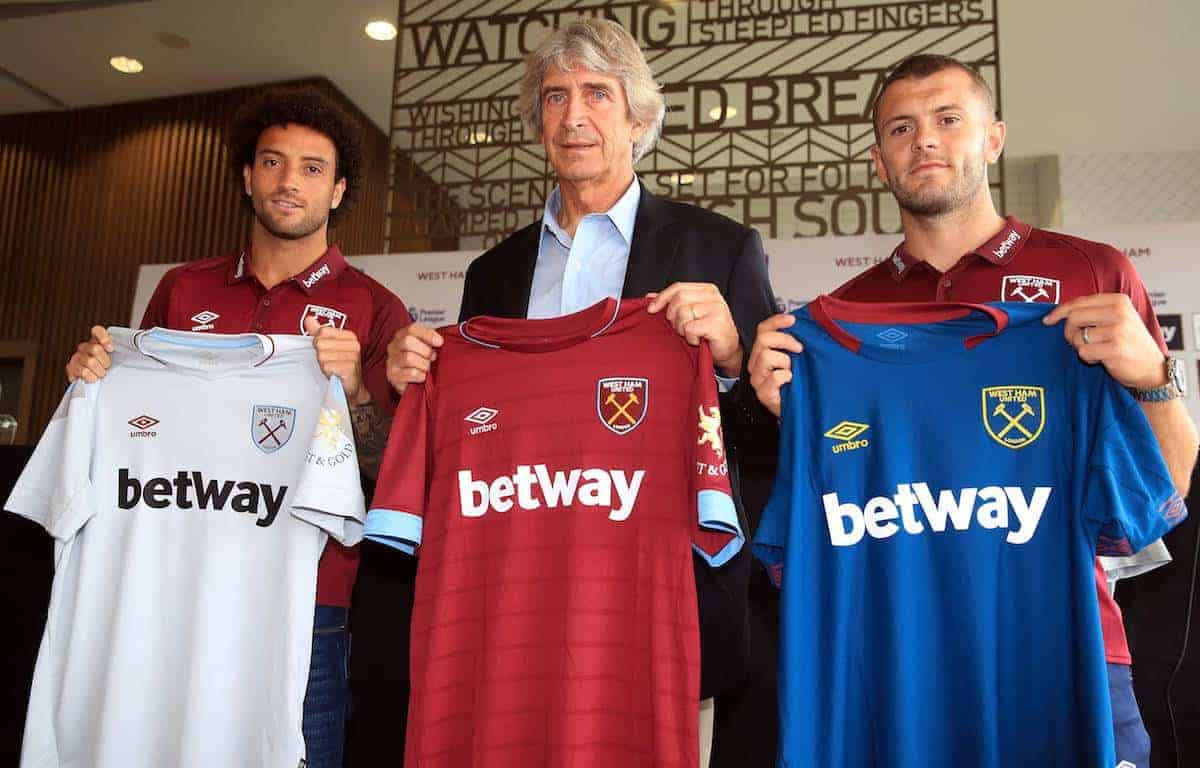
[528,177,641,320]
[527,177,737,390]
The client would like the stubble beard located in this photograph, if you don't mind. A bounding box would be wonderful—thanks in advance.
[889,154,987,219]
[251,196,330,241]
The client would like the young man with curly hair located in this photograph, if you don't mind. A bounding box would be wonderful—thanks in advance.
[64,85,410,767]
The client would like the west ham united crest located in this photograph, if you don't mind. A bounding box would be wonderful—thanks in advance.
[252,405,296,453]
[300,304,347,335]
[982,386,1045,450]
[1001,275,1060,303]
[597,377,648,435]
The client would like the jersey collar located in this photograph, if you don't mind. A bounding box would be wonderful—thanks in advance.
[132,328,276,375]
[886,215,1033,281]
[975,216,1032,265]
[459,297,624,353]
[226,245,349,294]
[809,295,1008,356]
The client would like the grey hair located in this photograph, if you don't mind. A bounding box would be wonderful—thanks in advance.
[518,18,666,162]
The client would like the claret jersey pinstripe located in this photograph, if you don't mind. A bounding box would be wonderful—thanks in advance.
[367,298,742,768]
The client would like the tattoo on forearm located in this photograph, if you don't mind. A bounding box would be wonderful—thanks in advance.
[350,400,391,476]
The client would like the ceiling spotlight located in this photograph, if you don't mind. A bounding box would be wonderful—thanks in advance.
[110,56,144,74]
[708,106,737,120]
[365,20,398,41]
[469,131,490,145]
[679,173,695,184]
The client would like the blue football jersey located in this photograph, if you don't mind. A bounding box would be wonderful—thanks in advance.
[754,298,1186,768]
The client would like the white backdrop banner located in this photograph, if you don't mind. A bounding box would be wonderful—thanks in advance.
[132,224,1200,422]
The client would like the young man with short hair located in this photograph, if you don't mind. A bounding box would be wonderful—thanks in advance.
[748,54,1198,767]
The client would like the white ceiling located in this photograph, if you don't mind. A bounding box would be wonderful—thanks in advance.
[0,0,400,133]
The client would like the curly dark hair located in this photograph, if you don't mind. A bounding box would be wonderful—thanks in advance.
[228,85,364,225]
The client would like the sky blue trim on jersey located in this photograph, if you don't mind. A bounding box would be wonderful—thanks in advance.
[363,509,422,555]
[693,489,743,567]
[144,328,264,348]
[328,374,346,401]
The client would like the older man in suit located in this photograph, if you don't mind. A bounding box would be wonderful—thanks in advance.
[386,17,776,765]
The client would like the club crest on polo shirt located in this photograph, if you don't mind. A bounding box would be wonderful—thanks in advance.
[982,386,1045,449]
[597,377,647,435]
[300,304,347,334]
[1001,275,1060,303]
[252,405,296,453]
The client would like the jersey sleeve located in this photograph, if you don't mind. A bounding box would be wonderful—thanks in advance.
[1080,367,1186,556]
[1094,244,1168,354]
[691,341,744,567]
[291,375,367,545]
[362,374,431,555]
[3,381,100,541]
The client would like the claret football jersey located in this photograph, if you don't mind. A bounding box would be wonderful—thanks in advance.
[754,298,1185,768]
[367,297,742,768]
[5,328,366,768]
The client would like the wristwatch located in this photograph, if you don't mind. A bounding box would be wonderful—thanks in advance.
[1129,357,1188,402]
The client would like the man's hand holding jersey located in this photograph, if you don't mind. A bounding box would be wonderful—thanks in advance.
[385,322,444,397]
[1042,293,1170,390]
[303,316,370,406]
[748,313,805,419]
[66,326,115,383]
[646,282,744,378]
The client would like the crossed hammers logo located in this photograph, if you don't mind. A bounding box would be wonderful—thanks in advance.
[258,418,288,446]
[1009,285,1049,302]
[605,391,640,426]
[992,402,1035,440]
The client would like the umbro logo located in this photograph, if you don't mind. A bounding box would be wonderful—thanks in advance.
[191,310,219,331]
[128,414,159,438]
[824,420,869,454]
[465,407,498,435]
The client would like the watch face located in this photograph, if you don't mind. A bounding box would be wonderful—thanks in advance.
[1169,358,1188,397]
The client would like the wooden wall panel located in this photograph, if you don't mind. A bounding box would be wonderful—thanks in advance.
[0,77,439,441]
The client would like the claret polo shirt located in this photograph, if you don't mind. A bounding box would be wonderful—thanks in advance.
[833,215,1167,664]
[140,244,410,606]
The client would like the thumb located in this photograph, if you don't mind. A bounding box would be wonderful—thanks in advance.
[303,315,321,336]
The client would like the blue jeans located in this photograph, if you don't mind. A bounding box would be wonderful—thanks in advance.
[1108,662,1151,768]
[302,606,349,768]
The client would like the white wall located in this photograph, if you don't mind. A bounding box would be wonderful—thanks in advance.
[1000,0,1200,158]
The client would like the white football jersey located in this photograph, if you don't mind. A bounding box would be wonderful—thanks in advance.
[5,328,365,768]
